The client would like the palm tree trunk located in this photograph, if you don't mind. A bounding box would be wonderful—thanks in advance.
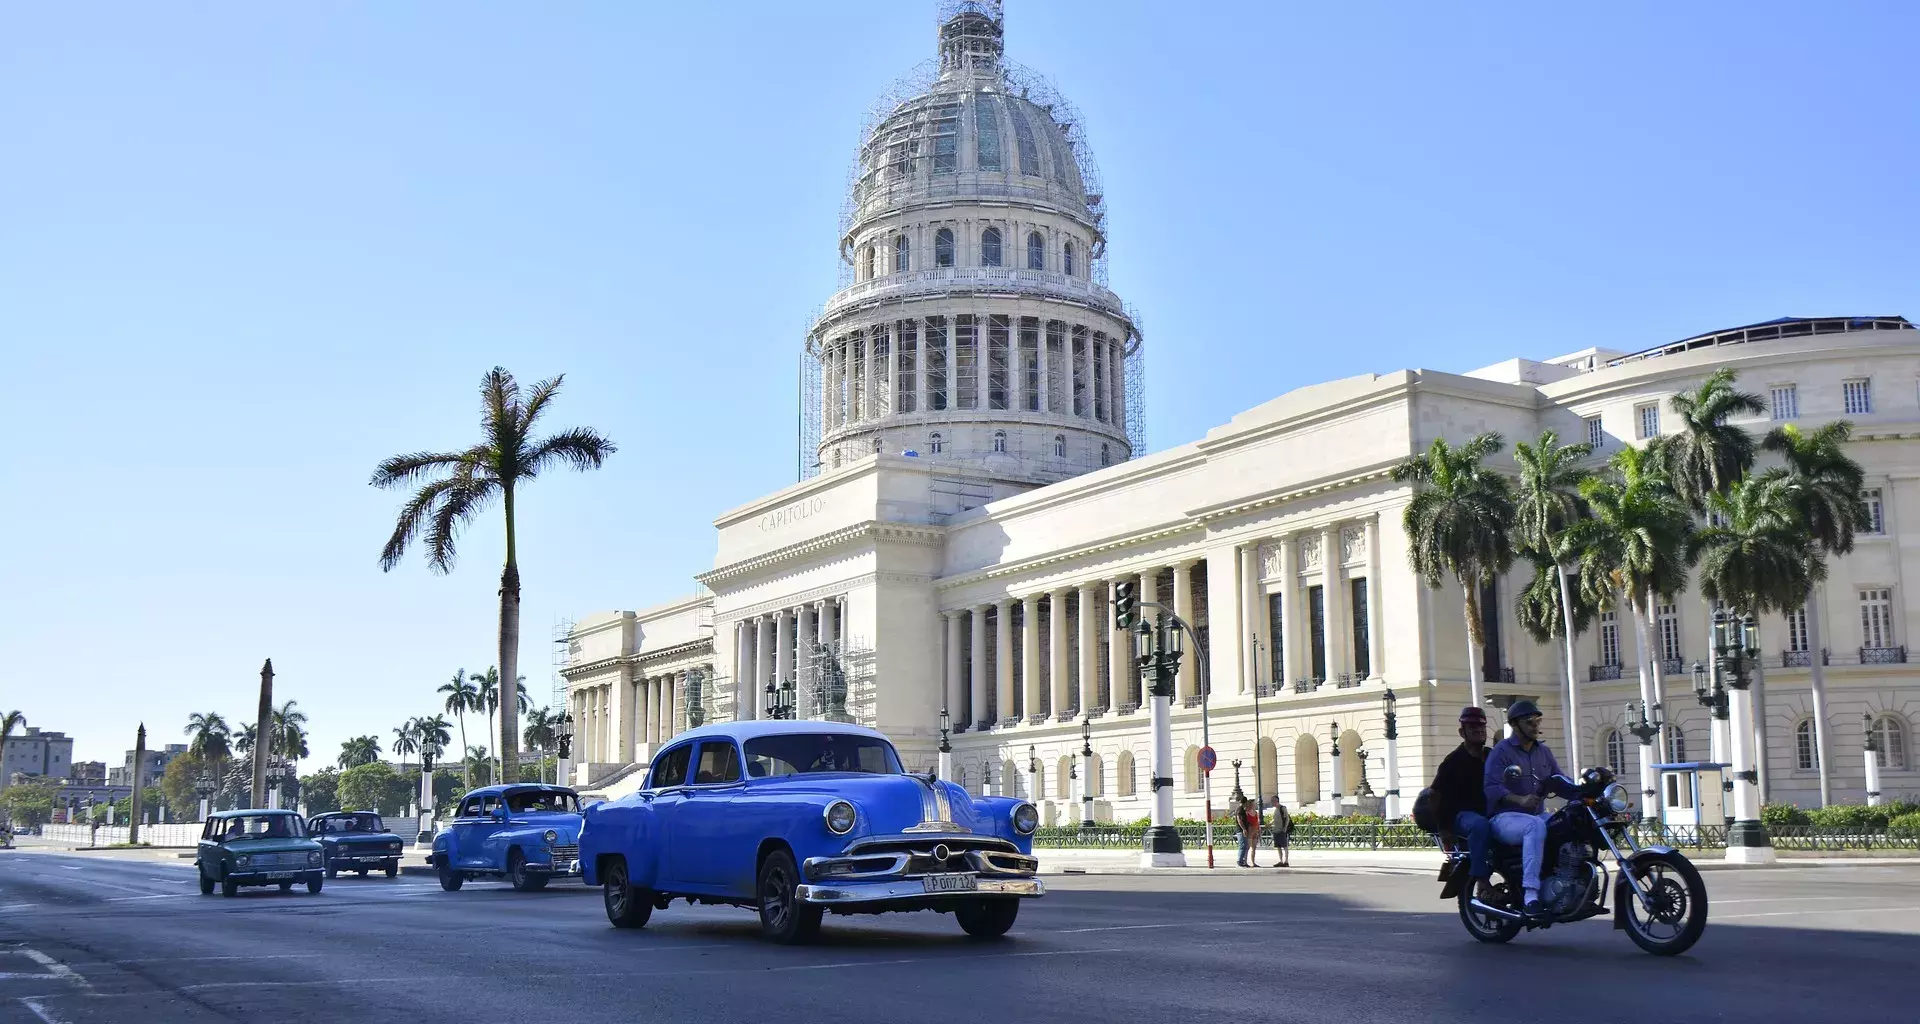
[455,711,471,791]
[1629,594,1659,823]
[1805,587,1833,807]
[498,487,523,786]
[1461,580,1484,708]
[1752,651,1771,805]
[1647,585,1670,824]
[1555,563,1581,770]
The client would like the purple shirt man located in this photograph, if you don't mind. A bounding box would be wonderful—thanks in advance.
[1481,699,1559,915]
[1483,731,1563,816]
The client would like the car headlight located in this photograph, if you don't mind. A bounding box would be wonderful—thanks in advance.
[390,841,403,851]
[1603,783,1631,813]
[824,800,857,835]
[1011,802,1039,836]
[543,829,558,845]
[307,851,322,866]
[235,855,251,867]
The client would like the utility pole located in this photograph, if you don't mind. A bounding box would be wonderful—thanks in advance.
[129,723,146,845]
[251,659,274,809]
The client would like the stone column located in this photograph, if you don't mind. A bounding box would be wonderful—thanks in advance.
[1110,338,1125,429]
[664,676,676,738]
[1107,579,1129,709]
[634,675,649,749]
[796,603,816,674]
[1240,544,1261,692]
[945,315,957,412]
[755,615,774,720]
[817,598,838,653]
[914,317,928,416]
[607,664,632,765]
[865,326,879,420]
[733,620,750,724]
[945,611,968,729]
[774,610,794,704]
[1172,561,1196,700]
[1050,588,1071,717]
[995,599,1014,727]
[1366,515,1386,679]
[1278,535,1297,689]
[1021,594,1043,722]
[1037,324,1052,414]
[1321,525,1346,682]
[1077,583,1099,714]
[970,605,990,729]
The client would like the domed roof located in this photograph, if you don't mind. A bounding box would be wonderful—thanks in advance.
[846,5,1103,239]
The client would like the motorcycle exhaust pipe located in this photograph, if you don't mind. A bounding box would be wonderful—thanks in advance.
[1468,898,1524,922]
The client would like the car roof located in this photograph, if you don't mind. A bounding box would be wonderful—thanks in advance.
[456,783,579,799]
[663,720,890,745]
[310,810,380,817]
[208,808,300,819]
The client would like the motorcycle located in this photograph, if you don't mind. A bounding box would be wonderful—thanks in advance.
[1422,765,1708,956]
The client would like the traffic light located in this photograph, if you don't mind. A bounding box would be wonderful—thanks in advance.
[1113,581,1136,629]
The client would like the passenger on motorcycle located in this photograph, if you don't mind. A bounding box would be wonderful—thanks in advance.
[1429,706,1494,901]
[1483,699,1562,919]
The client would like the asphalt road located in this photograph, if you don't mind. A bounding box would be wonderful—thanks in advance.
[3,849,1918,1023]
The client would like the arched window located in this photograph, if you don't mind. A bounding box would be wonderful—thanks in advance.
[1294,734,1321,806]
[1117,750,1136,796]
[1030,762,1044,801]
[1603,728,1626,777]
[1796,719,1819,770]
[1027,231,1045,270]
[865,245,877,280]
[1099,442,1110,466]
[1063,239,1076,277]
[1056,756,1072,800]
[1872,714,1909,769]
[1001,759,1017,796]
[929,432,943,454]
[1053,434,1066,458]
[1089,752,1104,798]
[935,228,955,267]
[1339,729,1363,795]
[992,430,1007,454]
[1184,746,1203,793]
[893,234,910,273]
[980,227,1002,267]
[1257,737,1278,801]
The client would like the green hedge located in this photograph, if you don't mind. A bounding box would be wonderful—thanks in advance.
[1889,812,1920,838]
[1763,800,1920,832]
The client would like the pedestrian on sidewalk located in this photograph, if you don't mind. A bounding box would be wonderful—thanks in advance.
[1240,796,1261,868]
[1230,787,1252,867]
[1269,795,1292,867]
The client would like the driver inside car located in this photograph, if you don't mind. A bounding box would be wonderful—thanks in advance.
[1483,699,1562,919]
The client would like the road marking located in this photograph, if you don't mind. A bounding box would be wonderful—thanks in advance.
[0,904,38,912]
[182,977,420,992]
[1714,896,1889,904]
[1054,918,1268,934]
[19,998,69,1024]
[101,893,195,903]
[1718,904,1920,921]
[15,949,90,993]
[58,867,81,872]
[111,953,333,965]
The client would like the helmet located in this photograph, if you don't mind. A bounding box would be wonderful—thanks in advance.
[1506,699,1543,723]
[1458,706,1487,724]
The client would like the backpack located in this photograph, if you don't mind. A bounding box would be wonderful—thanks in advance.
[1411,787,1439,834]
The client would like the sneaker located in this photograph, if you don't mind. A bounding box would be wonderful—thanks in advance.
[1523,897,1550,920]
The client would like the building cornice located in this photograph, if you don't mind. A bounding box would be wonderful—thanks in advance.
[697,520,946,587]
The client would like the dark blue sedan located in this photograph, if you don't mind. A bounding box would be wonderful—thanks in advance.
[308,812,407,879]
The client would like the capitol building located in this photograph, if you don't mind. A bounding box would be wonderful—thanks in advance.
[560,3,1920,820]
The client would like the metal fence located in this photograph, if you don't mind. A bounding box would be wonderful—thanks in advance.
[1033,821,1920,852]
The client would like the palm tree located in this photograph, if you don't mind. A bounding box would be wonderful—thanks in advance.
[234,723,259,760]
[337,736,382,770]
[1391,432,1517,706]
[184,712,232,809]
[437,669,479,789]
[472,667,500,776]
[391,719,420,788]
[373,367,617,786]
[463,745,494,788]
[523,707,557,784]
[2,710,26,752]
[271,700,309,762]
[416,714,453,764]
[1764,420,1871,806]
[1512,430,1593,766]
[1570,444,1693,819]
[1661,368,1767,514]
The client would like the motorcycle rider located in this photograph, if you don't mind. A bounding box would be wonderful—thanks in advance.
[1429,706,1494,901]
[1483,699,1562,918]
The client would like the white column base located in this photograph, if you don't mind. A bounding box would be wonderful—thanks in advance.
[1724,844,1778,865]
[1141,851,1189,868]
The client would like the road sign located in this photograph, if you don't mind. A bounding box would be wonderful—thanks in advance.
[1198,745,1217,774]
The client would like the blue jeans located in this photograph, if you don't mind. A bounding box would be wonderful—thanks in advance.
[1490,810,1552,897]
[1236,831,1252,864]
[1452,810,1491,880]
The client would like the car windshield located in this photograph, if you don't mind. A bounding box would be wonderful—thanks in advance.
[506,790,578,814]
[318,814,384,834]
[220,814,304,840]
[743,734,902,777]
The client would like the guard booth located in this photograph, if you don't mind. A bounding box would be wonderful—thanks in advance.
[1653,761,1729,829]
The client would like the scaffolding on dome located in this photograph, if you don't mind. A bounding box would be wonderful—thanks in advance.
[550,617,576,719]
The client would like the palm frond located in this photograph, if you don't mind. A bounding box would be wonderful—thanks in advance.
[369,450,476,490]
[522,427,618,478]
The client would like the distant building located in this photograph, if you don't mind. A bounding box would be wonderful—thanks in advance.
[119,743,187,791]
[1,727,73,790]
[69,761,107,786]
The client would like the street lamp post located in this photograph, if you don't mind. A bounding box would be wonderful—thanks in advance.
[1863,712,1884,808]
[1133,613,1188,867]
[1626,697,1666,825]
[1328,723,1344,816]
[554,711,575,789]
[1079,716,1096,829]
[1027,745,1037,803]
[1691,659,1733,826]
[765,678,797,721]
[1715,610,1774,863]
[1250,632,1266,855]
[1382,688,1401,821]
[419,745,438,842]
[937,707,954,781]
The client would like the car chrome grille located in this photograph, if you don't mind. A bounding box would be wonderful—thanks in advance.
[548,845,578,863]
[253,852,309,868]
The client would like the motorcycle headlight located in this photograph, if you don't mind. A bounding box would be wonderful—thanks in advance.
[235,855,251,867]
[307,851,322,866]
[543,830,558,845]
[1011,802,1039,836]
[1603,783,1631,814]
[824,800,857,835]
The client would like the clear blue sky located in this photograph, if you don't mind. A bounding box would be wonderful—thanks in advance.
[4,3,1915,768]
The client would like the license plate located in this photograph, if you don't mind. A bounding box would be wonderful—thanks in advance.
[922,873,977,893]
[266,872,297,880]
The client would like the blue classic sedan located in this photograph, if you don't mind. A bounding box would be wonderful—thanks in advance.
[578,721,1043,943]
[431,784,584,892]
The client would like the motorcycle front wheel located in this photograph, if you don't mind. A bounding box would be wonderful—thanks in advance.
[1458,880,1522,944]
[1618,851,1707,956]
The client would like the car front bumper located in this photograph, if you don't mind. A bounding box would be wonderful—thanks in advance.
[795,877,1043,905]
[526,859,582,877]
[230,869,323,883]
[327,850,402,863]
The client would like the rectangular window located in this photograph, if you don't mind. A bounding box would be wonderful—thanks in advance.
[1797,723,1818,771]
[930,103,960,174]
[1019,318,1040,412]
[1045,321,1066,413]
[1770,384,1799,421]
[1008,99,1040,176]
[870,330,890,417]
[1658,602,1681,663]
[1071,325,1090,417]
[954,315,977,410]
[925,316,948,411]
[1600,610,1620,667]
[848,336,864,421]
[986,315,1010,411]
[1266,593,1284,687]
[1092,331,1108,422]
[895,321,918,413]
[1636,402,1661,440]
[1845,378,1873,415]
[1861,588,1894,649]
[1585,415,1603,450]
[1307,585,1327,682]
[1866,488,1885,534]
[1786,606,1809,653]
[1350,578,1370,678]
[974,94,1003,172]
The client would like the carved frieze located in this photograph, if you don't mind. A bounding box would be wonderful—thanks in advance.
[1298,534,1321,570]
[1341,524,1366,564]
[1259,543,1282,580]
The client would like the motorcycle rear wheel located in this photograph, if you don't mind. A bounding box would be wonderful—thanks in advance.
[1619,851,1707,956]
[1458,880,1522,943]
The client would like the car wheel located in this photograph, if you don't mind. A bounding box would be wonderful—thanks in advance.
[602,858,654,929]
[307,875,323,895]
[221,877,238,898]
[437,856,464,892]
[385,862,398,879]
[508,849,549,893]
[198,866,214,895]
[323,852,337,879]
[756,849,821,945]
[954,899,1020,939]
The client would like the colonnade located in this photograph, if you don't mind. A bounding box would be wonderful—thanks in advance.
[571,665,707,765]
[731,596,847,721]
[1243,515,1387,693]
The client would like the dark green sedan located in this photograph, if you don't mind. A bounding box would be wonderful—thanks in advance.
[196,809,325,896]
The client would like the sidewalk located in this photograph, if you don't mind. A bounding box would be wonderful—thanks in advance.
[1032,845,1920,874]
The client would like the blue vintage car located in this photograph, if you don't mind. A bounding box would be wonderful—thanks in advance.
[578,721,1043,943]
[308,811,406,878]
[195,809,325,896]
[431,784,583,892]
